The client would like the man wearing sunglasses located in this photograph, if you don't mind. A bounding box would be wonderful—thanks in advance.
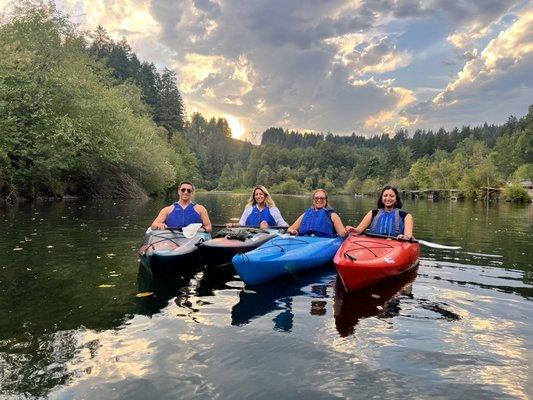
[151,181,212,232]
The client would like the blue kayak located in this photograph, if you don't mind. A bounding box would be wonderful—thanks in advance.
[232,235,343,285]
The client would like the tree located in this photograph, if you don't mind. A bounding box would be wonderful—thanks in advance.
[0,3,183,197]
[217,164,234,190]
[154,68,185,140]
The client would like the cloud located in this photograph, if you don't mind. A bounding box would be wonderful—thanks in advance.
[63,0,159,36]
[443,0,524,49]
[52,0,532,137]
[328,35,413,76]
[406,9,533,127]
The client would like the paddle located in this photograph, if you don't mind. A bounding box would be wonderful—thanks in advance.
[359,231,462,250]
[212,224,288,229]
[146,223,204,238]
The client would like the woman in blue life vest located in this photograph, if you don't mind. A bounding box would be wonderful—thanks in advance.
[286,189,346,237]
[228,185,288,229]
[345,186,413,239]
[151,181,212,232]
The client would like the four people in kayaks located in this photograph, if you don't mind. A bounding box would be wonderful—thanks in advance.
[345,185,414,239]
[286,189,347,237]
[228,185,288,229]
[151,181,212,232]
[150,182,413,239]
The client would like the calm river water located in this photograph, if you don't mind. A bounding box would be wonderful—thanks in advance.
[1,193,532,399]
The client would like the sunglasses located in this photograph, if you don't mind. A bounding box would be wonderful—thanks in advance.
[180,188,193,193]
[313,196,327,201]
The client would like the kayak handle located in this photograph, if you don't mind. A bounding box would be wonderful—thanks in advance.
[344,252,357,261]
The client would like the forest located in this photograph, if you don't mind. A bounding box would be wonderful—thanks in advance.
[0,2,531,202]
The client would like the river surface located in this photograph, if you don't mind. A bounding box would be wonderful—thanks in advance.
[1,193,532,399]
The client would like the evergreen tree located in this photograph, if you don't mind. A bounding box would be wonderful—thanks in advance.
[154,68,185,140]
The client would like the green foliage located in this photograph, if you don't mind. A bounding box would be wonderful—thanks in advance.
[361,178,381,194]
[217,164,234,190]
[512,164,533,181]
[88,27,186,140]
[184,113,252,189]
[271,179,305,194]
[0,2,189,197]
[345,177,361,195]
[502,184,529,202]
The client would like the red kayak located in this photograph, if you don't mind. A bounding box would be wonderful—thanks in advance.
[334,234,420,292]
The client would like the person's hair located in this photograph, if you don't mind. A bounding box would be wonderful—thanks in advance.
[312,188,329,207]
[377,185,402,209]
[178,181,195,191]
[246,185,276,208]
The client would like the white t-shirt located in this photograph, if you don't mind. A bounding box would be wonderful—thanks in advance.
[238,205,288,227]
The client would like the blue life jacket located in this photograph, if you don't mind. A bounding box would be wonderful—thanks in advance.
[299,207,337,238]
[165,202,202,228]
[245,205,276,227]
[369,208,404,236]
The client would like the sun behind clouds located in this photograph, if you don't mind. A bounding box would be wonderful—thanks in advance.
[225,114,245,140]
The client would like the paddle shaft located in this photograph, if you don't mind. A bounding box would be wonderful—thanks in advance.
[358,231,461,250]
[212,224,287,229]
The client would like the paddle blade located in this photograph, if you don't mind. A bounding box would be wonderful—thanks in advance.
[182,223,203,238]
[418,239,461,250]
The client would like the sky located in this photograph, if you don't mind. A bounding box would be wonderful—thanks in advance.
[3,0,532,140]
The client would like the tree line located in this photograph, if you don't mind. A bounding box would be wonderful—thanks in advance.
[0,2,531,202]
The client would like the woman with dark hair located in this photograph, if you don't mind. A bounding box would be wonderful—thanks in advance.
[286,189,346,237]
[345,185,413,239]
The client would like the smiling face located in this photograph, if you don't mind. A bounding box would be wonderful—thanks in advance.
[178,183,194,201]
[381,189,397,209]
[254,188,266,206]
[312,190,327,209]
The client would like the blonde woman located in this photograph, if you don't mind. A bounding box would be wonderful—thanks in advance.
[230,185,288,229]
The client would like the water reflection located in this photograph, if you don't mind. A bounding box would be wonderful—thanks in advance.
[136,265,202,317]
[231,270,333,332]
[333,268,418,337]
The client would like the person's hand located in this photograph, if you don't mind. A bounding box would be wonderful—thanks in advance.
[397,234,413,241]
[152,223,167,230]
[286,227,298,235]
[345,226,356,234]
[226,223,237,227]
[259,221,269,229]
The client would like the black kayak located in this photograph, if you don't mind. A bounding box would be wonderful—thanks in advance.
[199,227,280,265]
[138,229,211,277]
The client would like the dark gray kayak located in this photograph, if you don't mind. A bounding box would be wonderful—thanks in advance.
[138,229,211,277]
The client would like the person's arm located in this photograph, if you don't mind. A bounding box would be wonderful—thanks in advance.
[195,205,212,232]
[269,207,288,227]
[151,206,172,230]
[345,210,373,234]
[238,206,252,226]
[330,212,346,237]
[402,213,413,237]
[286,214,304,235]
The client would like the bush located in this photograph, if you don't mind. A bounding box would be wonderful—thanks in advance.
[502,184,530,202]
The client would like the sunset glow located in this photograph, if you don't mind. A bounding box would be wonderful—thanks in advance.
[225,114,245,140]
